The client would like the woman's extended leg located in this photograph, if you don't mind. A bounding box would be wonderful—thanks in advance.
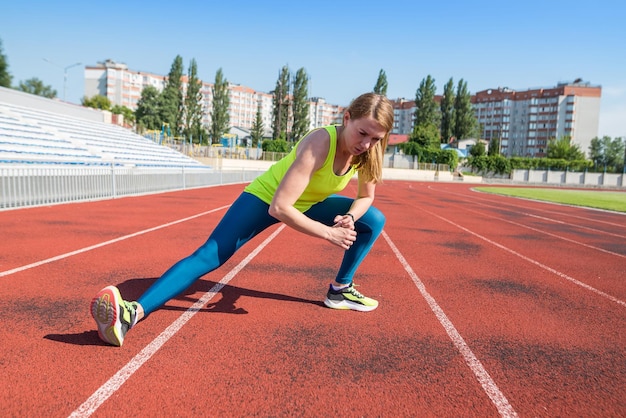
[92,192,278,346]
[137,192,279,315]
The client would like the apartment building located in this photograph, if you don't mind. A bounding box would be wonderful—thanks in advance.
[388,81,600,158]
[309,97,344,127]
[84,60,343,138]
[473,80,601,157]
[390,98,416,135]
[85,62,601,155]
[84,60,166,110]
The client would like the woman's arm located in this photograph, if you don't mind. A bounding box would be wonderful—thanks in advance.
[346,174,376,220]
[332,173,376,229]
[268,129,357,250]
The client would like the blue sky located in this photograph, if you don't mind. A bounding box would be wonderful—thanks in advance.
[1,0,624,138]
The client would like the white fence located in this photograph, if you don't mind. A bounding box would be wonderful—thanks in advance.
[1,154,455,210]
[0,165,265,210]
[6,163,622,211]
[511,169,625,188]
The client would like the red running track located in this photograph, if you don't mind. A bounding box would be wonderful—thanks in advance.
[0,181,624,417]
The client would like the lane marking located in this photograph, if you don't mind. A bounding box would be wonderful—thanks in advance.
[69,224,286,417]
[382,231,519,418]
[434,185,626,232]
[0,205,231,278]
[422,207,626,308]
[460,205,626,259]
[524,212,626,239]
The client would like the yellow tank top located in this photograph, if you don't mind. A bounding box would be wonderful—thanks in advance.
[244,125,356,212]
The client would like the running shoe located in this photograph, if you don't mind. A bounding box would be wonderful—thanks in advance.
[90,285,137,347]
[323,283,379,312]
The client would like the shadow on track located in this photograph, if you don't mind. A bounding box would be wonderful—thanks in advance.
[44,278,324,346]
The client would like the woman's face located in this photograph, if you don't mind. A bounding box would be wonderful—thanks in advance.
[343,113,387,156]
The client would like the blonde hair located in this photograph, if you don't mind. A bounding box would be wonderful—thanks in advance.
[346,93,394,183]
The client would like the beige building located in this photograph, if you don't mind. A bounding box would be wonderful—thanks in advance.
[84,59,166,110]
[390,98,416,135]
[473,80,601,157]
[84,60,343,138]
[85,62,601,155]
[388,80,601,158]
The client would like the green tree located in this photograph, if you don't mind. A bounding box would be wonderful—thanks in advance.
[373,69,388,96]
[135,85,162,131]
[291,67,309,142]
[17,77,57,98]
[183,58,204,143]
[262,138,291,153]
[81,94,111,110]
[470,141,486,157]
[453,79,477,140]
[440,78,455,142]
[467,154,511,175]
[210,68,230,144]
[111,104,135,125]
[488,137,500,156]
[399,142,459,169]
[250,104,264,147]
[409,123,440,150]
[272,65,290,140]
[589,137,603,168]
[547,136,584,160]
[589,136,625,172]
[410,75,440,150]
[0,38,11,88]
[160,55,184,136]
[414,75,440,128]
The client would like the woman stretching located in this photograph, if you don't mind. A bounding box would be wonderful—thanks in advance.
[91,92,394,346]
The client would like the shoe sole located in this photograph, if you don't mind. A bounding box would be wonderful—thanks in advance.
[323,298,378,312]
[90,285,124,346]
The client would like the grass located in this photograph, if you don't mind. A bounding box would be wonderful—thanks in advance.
[474,187,626,213]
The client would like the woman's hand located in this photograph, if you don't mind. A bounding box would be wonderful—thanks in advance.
[328,215,357,249]
[333,213,355,230]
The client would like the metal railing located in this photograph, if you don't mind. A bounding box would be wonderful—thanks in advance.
[0,164,265,210]
[0,152,453,210]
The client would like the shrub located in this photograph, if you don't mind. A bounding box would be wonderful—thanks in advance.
[262,139,291,153]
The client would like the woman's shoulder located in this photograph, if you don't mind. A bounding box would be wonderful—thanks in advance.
[298,126,332,152]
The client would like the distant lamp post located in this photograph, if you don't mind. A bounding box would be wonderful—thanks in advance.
[43,59,82,102]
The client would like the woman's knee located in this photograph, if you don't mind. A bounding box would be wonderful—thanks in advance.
[362,206,386,232]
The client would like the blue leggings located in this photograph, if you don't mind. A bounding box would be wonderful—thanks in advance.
[137,192,386,315]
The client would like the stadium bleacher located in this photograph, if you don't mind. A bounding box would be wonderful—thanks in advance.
[0,101,205,168]
[0,88,268,210]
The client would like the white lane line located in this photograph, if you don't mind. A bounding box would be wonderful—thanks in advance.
[382,231,518,418]
[429,185,626,239]
[0,205,231,278]
[423,207,626,308]
[460,205,626,259]
[447,185,626,232]
[524,212,626,239]
[68,224,286,417]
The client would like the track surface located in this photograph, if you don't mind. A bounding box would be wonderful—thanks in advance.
[1,181,624,417]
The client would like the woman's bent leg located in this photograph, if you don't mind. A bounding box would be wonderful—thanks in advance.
[138,193,278,315]
[304,195,386,285]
